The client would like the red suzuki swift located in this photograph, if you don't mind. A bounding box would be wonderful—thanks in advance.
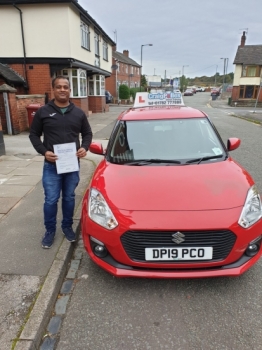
[81,92,262,278]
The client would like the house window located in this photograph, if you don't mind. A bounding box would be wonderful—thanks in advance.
[81,22,90,50]
[95,33,99,56]
[58,69,87,97]
[126,65,128,74]
[239,85,259,99]
[242,65,260,77]
[89,75,105,96]
[103,40,108,60]
[131,66,134,74]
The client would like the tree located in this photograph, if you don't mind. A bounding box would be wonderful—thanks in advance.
[140,74,147,89]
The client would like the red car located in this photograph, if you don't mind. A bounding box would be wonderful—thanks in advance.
[81,92,262,278]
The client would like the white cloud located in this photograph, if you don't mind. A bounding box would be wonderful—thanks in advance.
[79,0,262,78]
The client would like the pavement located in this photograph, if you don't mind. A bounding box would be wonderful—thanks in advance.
[0,105,128,350]
[210,94,262,124]
[0,98,262,350]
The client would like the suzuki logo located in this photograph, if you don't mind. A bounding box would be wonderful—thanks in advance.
[172,232,185,244]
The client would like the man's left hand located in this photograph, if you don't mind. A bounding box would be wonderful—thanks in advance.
[77,147,87,158]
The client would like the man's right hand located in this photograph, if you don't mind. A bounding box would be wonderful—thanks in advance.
[45,151,58,162]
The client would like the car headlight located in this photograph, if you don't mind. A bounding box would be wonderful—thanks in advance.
[238,185,262,228]
[88,188,118,230]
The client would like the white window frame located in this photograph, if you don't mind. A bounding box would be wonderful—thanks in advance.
[95,33,100,56]
[103,40,108,61]
[88,75,105,96]
[80,21,90,50]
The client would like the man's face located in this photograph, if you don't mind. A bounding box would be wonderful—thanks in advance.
[53,78,70,104]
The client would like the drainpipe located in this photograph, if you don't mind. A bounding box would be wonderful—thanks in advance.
[13,4,29,91]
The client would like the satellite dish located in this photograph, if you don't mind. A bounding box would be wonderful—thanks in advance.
[111,64,118,70]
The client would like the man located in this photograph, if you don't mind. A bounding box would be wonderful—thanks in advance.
[29,76,93,248]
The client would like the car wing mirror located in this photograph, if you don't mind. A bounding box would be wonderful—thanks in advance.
[227,138,241,151]
[89,142,104,155]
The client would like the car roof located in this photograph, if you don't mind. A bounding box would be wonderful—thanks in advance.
[119,106,207,121]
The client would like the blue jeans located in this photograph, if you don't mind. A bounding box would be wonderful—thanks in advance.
[42,161,80,232]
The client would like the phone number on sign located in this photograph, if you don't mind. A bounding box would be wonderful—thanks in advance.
[148,100,182,105]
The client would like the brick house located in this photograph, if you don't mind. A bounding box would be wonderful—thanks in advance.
[231,32,262,107]
[0,0,115,134]
[106,49,141,101]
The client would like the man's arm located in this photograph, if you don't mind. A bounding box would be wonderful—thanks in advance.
[29,108,48,156]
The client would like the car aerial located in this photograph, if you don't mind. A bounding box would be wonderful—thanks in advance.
[184,89,193,96]
[81,91,262,278]
[105,90,113,104]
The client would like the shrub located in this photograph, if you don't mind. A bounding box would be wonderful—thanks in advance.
[130,87,142,99]
[119,84,130,100]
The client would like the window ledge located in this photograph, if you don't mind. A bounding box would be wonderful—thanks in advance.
[70,96,87,99]
[81,46,90,52]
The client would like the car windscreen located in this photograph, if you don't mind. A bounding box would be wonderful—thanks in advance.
[108,118,226,164]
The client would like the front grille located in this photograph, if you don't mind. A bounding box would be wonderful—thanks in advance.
[121,230,236,263]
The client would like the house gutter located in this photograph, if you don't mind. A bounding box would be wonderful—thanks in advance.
[13,4,29,91]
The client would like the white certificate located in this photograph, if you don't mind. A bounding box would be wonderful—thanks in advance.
[53,142,79,174]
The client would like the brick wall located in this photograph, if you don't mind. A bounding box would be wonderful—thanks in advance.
[88,96,106,113]
[72,97,89,115]
[231,86,239,101]
[10,63,52,98]
[16,95,45,133]
[0,93,45,134]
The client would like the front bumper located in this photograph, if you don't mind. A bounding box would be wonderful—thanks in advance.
[84,244,262,278]
[81,203,262,278]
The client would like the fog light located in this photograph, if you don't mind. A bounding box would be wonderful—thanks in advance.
[94,244,108,258]
[90,236,108,258]
[245,243,259,257]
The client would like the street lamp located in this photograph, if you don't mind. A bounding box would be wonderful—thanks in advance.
[214,65,218,86]
[140,43,153,91]
[220,57,228,93]
[112,59,119,104]
[181,65,189,92]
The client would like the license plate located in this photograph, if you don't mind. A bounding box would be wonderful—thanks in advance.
[145,247,213,261]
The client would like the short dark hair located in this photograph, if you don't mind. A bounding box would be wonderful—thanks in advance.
[52,76,70,88]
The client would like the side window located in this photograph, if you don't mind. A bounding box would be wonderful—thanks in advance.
[110,123,134,162]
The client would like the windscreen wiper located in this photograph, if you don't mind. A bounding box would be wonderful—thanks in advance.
[186,154,224,164]
[124,159,181,166]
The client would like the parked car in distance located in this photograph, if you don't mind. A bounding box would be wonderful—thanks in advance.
[211,88,220,96]
[105,90,113,104]
[196,86,205,92]
[184,89,194,96]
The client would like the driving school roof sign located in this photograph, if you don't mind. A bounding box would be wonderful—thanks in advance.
[134,92,184,108]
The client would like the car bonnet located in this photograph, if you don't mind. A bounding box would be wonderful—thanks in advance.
[92,159,253,211]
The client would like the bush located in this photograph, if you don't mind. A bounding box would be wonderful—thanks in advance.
[119,84,130,100]
[130,87,142,99]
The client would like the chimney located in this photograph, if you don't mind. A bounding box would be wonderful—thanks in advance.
[123,50,129,57]
[240,31,246,47]
[112,45,116,52]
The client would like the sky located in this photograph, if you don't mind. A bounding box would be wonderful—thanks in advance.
[78,0,262,79]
